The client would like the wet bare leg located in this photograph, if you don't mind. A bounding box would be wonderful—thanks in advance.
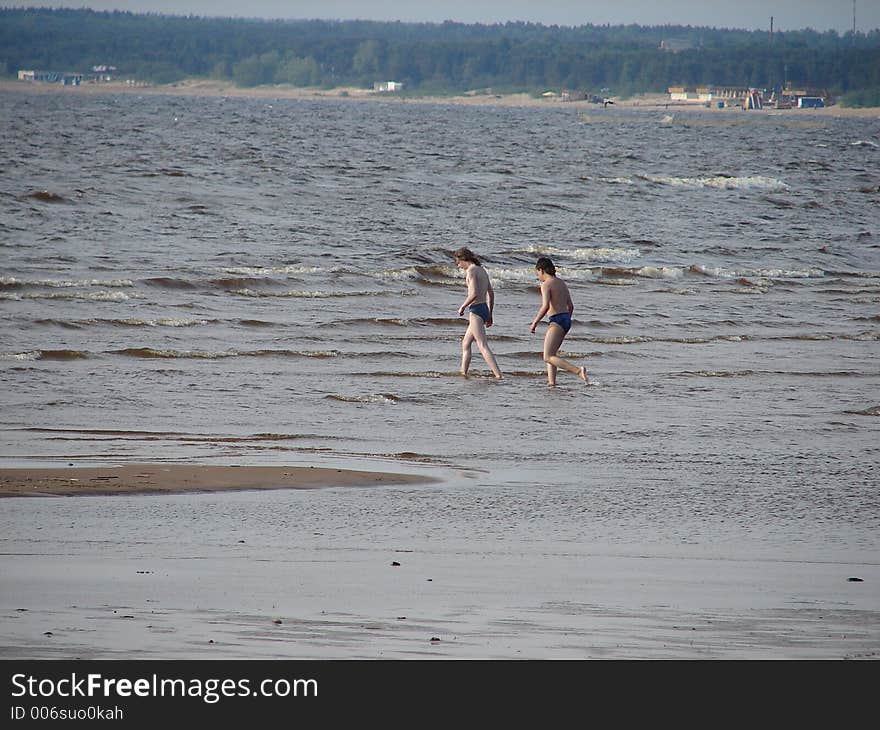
[470,314,503,379]
[543,324,584,385]
[460,328,474,376]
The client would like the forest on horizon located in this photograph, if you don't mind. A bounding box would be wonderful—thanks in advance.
[2,7,879,104]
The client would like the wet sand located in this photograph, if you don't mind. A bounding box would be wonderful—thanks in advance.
[0,464,438,498]
[1,466,878,659]
[2,530,877,659]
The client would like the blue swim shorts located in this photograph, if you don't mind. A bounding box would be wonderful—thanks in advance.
[548,312,572,333]
[468,302,491,323]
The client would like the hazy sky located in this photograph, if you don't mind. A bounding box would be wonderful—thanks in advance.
[11,1,880,33]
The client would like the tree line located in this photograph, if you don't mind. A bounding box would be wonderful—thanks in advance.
[1,8,879,102]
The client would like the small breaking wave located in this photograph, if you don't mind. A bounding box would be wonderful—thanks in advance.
[600,266,683,279]
[1,349,90,361]
[0,290,138,301]
[326,393,400,404]
[344,316,461,328]
[522,245,642,264]
[689,264,824,279]
[673,369,756,377]
[231,288,389,298]
[842,331,880,341]
[221,265,322,276]
[36,317,213,328]
[489,266,597,283]
[637,174,789,192]
[112,347,339,359]
[365,267,424,282]
[844,405,880,416]
[0,277,134,289]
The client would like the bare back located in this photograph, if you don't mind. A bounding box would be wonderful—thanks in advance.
[466,264,492,304]
[542,275,573,315]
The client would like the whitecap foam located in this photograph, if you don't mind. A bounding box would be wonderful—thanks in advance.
[641,174,790,192]
[366,267,424,281]
[585,176,637,185]
[232,288,384,298]
[221,265,322,276]
[104,318,211,327]
[8,290,138,301]
[490,266,597,284]
[844,331,880,341]
[690,264,824,279]
[634,266,682,279]
[0,277,133,288]
[0,351,41,361]
[523,245,642,264]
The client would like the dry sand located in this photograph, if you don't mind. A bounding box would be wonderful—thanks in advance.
[0,463,437,498]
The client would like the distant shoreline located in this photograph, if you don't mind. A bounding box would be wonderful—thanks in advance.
[3,79,879,117]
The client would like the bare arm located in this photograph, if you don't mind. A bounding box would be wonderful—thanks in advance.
[530,282,551,333]
[486,280,495,325]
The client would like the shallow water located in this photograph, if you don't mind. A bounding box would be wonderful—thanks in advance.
[1,90,878,560]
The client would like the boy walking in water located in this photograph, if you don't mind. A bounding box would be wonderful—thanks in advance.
[529,257,589,386]
[454,247,503,380]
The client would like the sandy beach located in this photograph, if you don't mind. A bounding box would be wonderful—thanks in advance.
[2,78,878,117]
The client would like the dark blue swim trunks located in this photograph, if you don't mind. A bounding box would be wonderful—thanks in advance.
[548,312,572,333]
[468,302,491,323]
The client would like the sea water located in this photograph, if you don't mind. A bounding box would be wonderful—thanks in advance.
[1,91,878,563]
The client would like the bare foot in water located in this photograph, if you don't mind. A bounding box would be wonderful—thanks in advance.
[578,367,589,384]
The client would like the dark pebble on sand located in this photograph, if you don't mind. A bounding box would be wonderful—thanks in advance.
[272,619,283,624]
[391,561,401,566]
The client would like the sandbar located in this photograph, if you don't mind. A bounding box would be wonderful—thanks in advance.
[0,463,437,498]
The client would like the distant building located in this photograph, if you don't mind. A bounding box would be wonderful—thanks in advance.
[373,81,404,93]
[560,90,587,102]
[668,86,697,102]
[668,86,748,104]
[18,69,84,85]
[797,96,825,108]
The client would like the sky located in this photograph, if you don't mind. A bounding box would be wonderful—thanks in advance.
[9,1,880,33]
